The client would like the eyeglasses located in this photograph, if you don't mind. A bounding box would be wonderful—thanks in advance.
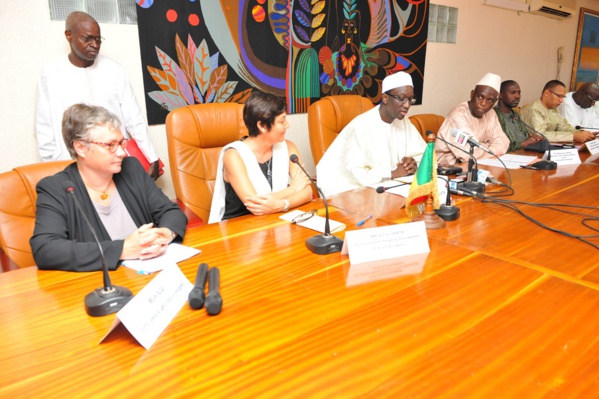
[80,138,129,153]
[387,93,417,105]
[548,90,566,99]
[292,209,318,224]
[69,31,104,45]
[586,93,598,104]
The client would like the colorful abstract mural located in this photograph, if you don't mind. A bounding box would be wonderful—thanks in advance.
[136,0,429,125]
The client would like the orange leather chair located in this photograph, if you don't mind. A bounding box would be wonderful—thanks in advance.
[307,95,374,165]
[409,114,446,140]
[166,103,247,223]
[0,160,73,269]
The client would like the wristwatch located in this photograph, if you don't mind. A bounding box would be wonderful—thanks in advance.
[282,199,290,212]
[168,229,176,241]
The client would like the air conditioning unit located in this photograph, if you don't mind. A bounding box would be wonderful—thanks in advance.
[527,0,576,19]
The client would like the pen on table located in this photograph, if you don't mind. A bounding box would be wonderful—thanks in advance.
[357,214,373,227]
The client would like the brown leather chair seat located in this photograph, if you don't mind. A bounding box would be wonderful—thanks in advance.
[0,160,73,268]
[408,113,446,140]
[166,103,247,223]
[307,95,374,166]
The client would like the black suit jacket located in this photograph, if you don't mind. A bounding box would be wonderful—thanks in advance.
[30,157,187,271]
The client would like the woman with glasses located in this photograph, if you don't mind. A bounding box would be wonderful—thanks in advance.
[208,91,313,223]
[30,104,187,271]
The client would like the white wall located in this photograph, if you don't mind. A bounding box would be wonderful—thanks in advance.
[1,0,597,198]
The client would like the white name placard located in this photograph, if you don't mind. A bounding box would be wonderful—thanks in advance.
[584,138,599,155]
[544,148,581,166]
[341,221,430,265]
[100,263,193,349]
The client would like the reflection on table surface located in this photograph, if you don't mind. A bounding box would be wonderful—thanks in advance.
[1,152,599,398]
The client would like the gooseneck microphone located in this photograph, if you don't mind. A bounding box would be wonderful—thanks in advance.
[515,115,557,170]
[450,127,494,155]
[290,154,343,254]
[435,176,460,221]
[188,263,208,310]
[450,187,477,197]
[575,125,599,130]
[63,181,133,317]
[436,134,486,195]
[518,115,551,150]
[205,267,223,316]
[375,183,409,193]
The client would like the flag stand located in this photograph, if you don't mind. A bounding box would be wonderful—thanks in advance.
[407,132,446,229]
[411,194,446,229]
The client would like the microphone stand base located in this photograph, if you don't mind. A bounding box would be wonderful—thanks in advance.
[531,160,557,170]
[412,210,447,229]
[306,234,344,255]
[435,205,460,221]
[85,285,134,317]
[461,181,485,195]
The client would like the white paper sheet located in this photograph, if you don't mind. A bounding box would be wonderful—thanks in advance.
[280,210,346,233]
[122,243,201,274]
[477,154,539,169]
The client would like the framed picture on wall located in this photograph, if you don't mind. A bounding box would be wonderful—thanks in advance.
[571,8,599,91]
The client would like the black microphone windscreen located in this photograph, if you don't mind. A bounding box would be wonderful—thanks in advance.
[376,186,385,193]
[205,267,222,316]
[575,125,581,130]
[188,263,209,310]
[290,154,299,163]
[62,180,75,193]
[425,129,433,136]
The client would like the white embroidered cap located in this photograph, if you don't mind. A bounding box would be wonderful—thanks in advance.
[476,73,501,93]
[382,71,413,93]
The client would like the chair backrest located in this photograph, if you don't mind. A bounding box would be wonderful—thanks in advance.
[166,103,247,223]
[308,95,374,165]
[409,114,446,140]
[0,160,73,268]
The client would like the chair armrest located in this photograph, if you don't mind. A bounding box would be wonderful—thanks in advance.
[176,200,205,227]
[0,248,20,273]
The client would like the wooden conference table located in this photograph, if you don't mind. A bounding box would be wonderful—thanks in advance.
[1,153,599,398]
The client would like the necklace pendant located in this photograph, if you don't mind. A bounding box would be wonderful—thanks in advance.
[267,169,272,176]
[100,193,108,200]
